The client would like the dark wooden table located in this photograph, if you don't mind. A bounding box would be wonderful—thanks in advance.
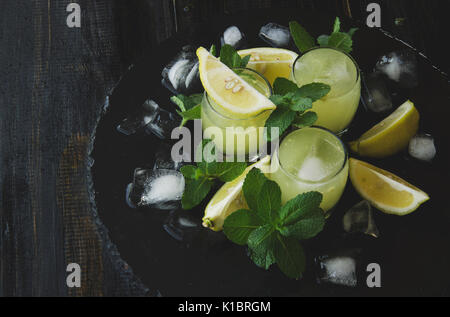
[1,0,448,296]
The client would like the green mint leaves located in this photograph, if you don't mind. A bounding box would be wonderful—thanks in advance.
[171,93,203,127]
[290,17,358,53]
[180,140,247,209]
[223,168,325,279]
[220,44,251,69]
[264,78,330,141]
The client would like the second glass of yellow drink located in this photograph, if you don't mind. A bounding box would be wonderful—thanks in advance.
[291,47,361,133]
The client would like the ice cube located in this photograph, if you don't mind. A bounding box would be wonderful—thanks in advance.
[145,108,181,140]
[125,168,153,208]
[361,72,393,113]
[221,26,246,49]
[317,256,357,287]
[117,99,159,135]
[375,50,418,88]
[163,209,200,242]
[343,200,379,238]
[297,156,328,182]
[259,23,291,48]
[161,45,201,94]
[153,144,185,171]
[408,133,436,162]
[141,169,185,210]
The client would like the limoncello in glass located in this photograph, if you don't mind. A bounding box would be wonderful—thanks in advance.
[291,47,361,133]
[201,68,272,158]
[269,127,348,213]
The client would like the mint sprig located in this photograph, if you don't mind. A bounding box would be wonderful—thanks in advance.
[223,168,325,279]
[220,44,250,69]
[290,17,358,54]
[171,94,203,127]
[264,78,330,141]
[180,140,247,209]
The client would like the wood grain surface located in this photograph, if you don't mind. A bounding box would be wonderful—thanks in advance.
[0,0,448,297]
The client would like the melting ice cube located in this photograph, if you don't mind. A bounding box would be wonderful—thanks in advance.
[343,200,379,238]
[126,168,185,210]
[221,26,246,49]
[141,169,185,210]
[317,256,357,287]
[163,209,200,242]
[375,50,418,88]
[117,99,159,135]
[361,72,393,113]
[408,133,436,162]
[161,45,201,94]
[259,23,291,48]
[145,108,181,140]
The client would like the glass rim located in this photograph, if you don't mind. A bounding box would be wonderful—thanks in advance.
[204,67,273,121]
[275,126,349,185]
[291,46,361,97]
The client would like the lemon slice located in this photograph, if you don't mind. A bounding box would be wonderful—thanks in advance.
[238,47,298,85]
[349,100,419,158]
[197,47,276,118]
[202,156,271,231]
[349,158,429,215]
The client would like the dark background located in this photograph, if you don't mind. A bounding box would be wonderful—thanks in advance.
[0,0,448,296]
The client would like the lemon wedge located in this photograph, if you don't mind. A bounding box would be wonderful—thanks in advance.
[349,100,419,158]
[238,47,298,85]
[197,47,276,118]
[202,156,271,231]
[349,158,429,215]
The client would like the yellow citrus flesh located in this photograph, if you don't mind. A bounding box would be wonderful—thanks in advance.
[349,158,429,215]
[238,47,298,85]
[202,156,271,231]
[197,47,276,119]
[349,100,419,158]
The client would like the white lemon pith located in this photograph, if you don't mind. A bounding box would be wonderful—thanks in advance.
[202,156,271,231]
[238,47,298,85]
[197,47,276,119]
[349,158,429,215]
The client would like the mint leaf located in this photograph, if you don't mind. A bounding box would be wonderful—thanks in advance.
[257,180,281,224]
[273,78,298,95]
[293,111,317,128]
[296,83,331,101]
[180,165,201,179]
[177,104,201,127]
[280,191,323,225]
[223,209,264,245]
[207,162,247,182]
[242,168,269,212]
[264,104,296,141]
[220,44,244,69]
[328,32,353,53]
[280,207,325,240]
[316,34,330,46]
[248,224,275,250]
[181,177,213,210]
[316,17,358,53]
[240,55,251,68]
[289,21,315,53]
[333,17,341,33]
[171,94,203,126]
[289,96,313,112]
[209,44,217,57]
[249,232,276,270]
[274,234,306,279]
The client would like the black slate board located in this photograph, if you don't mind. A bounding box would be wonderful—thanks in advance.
[91,9,450,296]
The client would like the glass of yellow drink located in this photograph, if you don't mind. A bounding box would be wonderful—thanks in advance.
[269,127,349,213]
[201,68,272,159]
[291,47,361,133]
